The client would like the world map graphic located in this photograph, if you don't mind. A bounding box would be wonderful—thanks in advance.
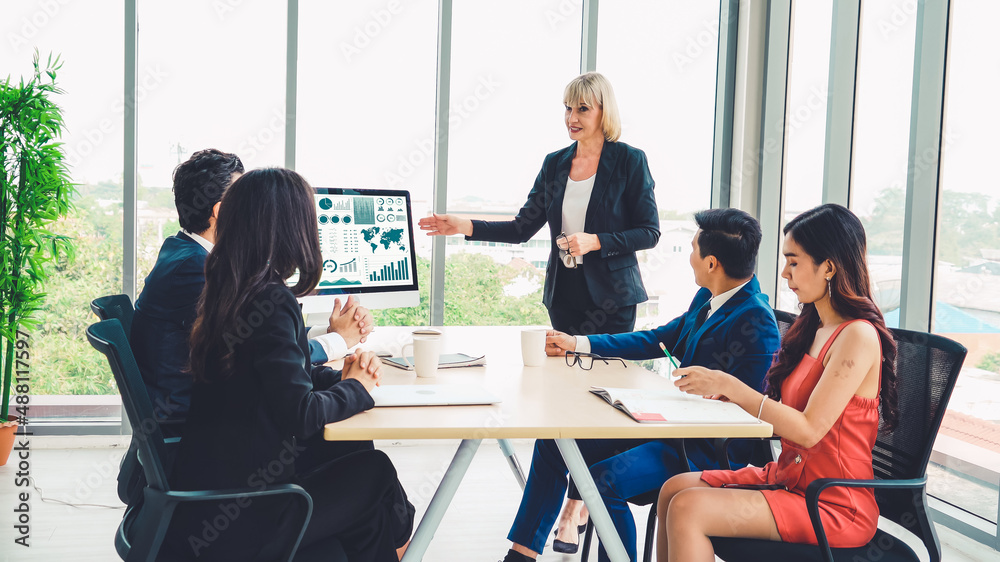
[360,227,406,253]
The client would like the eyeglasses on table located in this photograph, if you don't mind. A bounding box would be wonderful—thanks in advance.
[565,351,628,371]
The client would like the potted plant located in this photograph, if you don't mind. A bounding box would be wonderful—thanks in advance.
[0,52,75,465]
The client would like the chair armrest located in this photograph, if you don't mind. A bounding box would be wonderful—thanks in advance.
[158,482,313,504]
[803,476,927,562]
[133,484,313,562]
[712,436,780,470]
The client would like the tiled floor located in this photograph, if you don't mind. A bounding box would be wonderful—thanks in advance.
[0,437,996,561]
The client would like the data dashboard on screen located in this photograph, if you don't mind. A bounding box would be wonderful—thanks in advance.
[298,187,419,317]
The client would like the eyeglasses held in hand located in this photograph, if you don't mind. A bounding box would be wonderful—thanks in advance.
[565,351,628,371]
[556,232,578,269]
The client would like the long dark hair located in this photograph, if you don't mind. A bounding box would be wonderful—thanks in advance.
[765,204,899,430]
[188,168,322,382]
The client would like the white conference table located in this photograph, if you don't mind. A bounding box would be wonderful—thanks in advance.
[324,326,772,562]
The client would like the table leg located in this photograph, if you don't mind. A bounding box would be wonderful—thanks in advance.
[497,439,526,490]
[555,438,630,562]
[401,438,483,562]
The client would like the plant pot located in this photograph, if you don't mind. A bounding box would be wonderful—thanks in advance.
[0,419,18,466]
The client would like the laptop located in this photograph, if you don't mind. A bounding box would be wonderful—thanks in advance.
[370,384,502,407]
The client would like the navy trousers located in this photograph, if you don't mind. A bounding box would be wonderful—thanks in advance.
[507,438,688,562]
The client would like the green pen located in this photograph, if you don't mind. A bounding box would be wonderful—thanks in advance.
[658,342,680,370]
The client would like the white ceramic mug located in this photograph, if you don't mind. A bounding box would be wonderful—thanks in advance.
[401,329,442,377]
[521,328,547,367]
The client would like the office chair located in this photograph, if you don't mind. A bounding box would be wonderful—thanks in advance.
[710,327,968,562]
[709,308,797,469]
[579,441,692,562]
[88,318,319,562]
[91,294,148,510]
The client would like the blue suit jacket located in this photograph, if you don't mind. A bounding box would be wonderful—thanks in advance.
[131,232,328,422]
[588,275,781,469]
[469,140,660,309]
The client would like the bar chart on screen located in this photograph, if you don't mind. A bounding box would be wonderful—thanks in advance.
[367,256,410,282]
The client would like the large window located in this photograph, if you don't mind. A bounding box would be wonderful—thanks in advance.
[930,0,1000,534]
[599,1,719,328]
[441,0,581,326]
[852,1,917,328]
[775,0,832,313]
[3,2,125,421]
[298,0,438,326]
[136,0,287,289]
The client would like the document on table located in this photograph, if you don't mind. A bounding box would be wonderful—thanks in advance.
[589,386,762,424]
[383,353,486,371]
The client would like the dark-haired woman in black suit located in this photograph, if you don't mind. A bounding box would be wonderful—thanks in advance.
[165,167,413,561]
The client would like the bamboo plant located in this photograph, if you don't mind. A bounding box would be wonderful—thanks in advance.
[0,52,75,422]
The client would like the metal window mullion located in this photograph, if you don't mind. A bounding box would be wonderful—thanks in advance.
[729,0,766,211]
[710,0,741,209]
[122,0,138,436]
[899,0,950,332]
[285,0,298,169]
[429,0,453,327]
[124,0,137,302]
[822,0,861,207]
[580,0,599,73]
[756,0,792,304]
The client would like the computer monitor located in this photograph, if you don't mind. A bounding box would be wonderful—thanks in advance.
[297,187,420,323]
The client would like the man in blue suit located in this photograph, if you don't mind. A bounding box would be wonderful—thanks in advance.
[131,149,374,431]
[501,208,781,562]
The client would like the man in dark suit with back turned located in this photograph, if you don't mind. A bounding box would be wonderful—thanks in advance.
[131,149,373,433]
[503,208,780,562]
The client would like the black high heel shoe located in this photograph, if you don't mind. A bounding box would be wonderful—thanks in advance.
[551,523,588,554]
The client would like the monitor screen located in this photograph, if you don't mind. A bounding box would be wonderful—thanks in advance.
[297,187,420,317]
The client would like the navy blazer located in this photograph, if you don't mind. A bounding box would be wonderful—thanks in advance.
[132,232,329,422]
[469,140,659,309]
[588,276,781,468]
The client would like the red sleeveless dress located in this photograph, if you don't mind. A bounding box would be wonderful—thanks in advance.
[700,319,881,547]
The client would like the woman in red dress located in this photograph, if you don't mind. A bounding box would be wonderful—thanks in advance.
[654,203,899,562]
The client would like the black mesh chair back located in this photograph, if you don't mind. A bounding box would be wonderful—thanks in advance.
[89,318,171,492]
[773,309,797,337]
[91,295,147,507]
[91,294,135,340]
[88,318,314,562]
[871,328,966,554]
[711,327,967,562]
[711,308,797,471]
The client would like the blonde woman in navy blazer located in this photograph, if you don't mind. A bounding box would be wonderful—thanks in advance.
[418,72,659,553]
[419,72,659,337]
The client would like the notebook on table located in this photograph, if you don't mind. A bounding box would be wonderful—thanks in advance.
[383,353,486,371]
[370,384,502,407]
[589,386,762,424]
